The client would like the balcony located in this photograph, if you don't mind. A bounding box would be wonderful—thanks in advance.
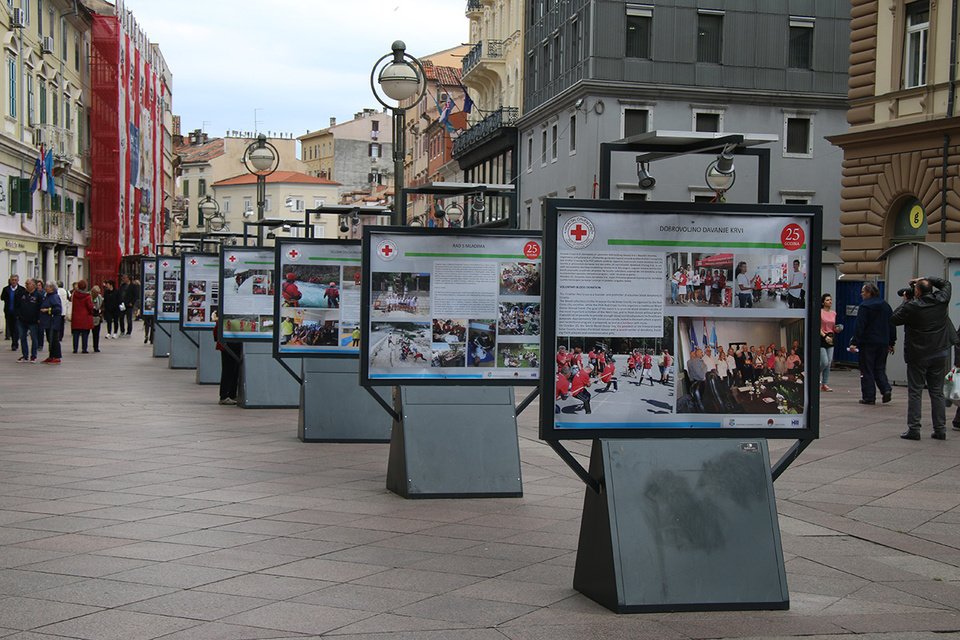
[453,107,518,158]
[465,0,482,16]
[462,40,504,76]
[33,124,76,166]
[37,210,75,242]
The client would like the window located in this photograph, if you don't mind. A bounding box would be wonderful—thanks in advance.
[623,108,649,138]
[569,114,577,153]
[265,197,272,212]
[223,199,230,213]
[63,96,68,129]
[198,179,206,197]
[542,41,550,83]
[553,33,562,79]
[570,16,580,67]
[784,114,813,156]
[38,83,45,124]
[904,1,929,88]
[788,17,814,69]
[182,180,189,198]
[36,0,41,35]
[26,74,32,124]
[369,142,381,157]
[243,198,251,212]
[8,59,15,117]
[541,129,547,165]
[694,111,721,132]
[76,105,81,152]
[74,33,79,71]
[697,11,723,63]
[551,123,558,161]
[52,93,57,125]
[527,135,533,170]
[626,4,652,59]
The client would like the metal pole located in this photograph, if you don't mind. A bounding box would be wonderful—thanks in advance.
[256,173,265,246]
[393,108,406,226]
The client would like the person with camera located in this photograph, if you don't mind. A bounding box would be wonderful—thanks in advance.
[849,282,896,406]
[891,277,959,440]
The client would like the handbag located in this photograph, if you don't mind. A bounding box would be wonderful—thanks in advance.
[945,367,960,406]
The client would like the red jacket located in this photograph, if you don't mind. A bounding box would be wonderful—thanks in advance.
[70,290,95,330]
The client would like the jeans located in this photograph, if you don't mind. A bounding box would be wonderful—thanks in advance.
[738,293,752,308]
[858,344,891,402]
[820,346,834,384]
[906,355,948,433]
[18,322,38,359]
[670,282,678,303]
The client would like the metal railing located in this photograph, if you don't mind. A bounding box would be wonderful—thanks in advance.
[37,210,74,242]
[33,124,76,162]
[462,40,504,75]
[453,107,518,157]
[465,0,483,14]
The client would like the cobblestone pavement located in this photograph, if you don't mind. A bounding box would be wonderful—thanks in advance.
[1,334,960,639]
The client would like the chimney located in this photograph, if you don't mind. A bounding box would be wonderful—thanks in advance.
[329,117,336,127]
[202,133,208,144]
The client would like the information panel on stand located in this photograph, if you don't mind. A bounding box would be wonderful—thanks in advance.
[360,227,543,386]
[540,200,821,441]
[180,252,220,331]
[273,239,362,358]
[155,256,182,322]
[140,257,157,318]
[218,247,275,340]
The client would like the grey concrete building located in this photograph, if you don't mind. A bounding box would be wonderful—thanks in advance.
[518,1,850,247]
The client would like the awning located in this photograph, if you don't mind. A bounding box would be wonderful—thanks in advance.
[695,253,733,268]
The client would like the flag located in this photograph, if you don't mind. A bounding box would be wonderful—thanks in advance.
[45,150,55,197]
[29,144,44,194]
[710,324,718,349]
[438,97,453,125]
[457,79,473,114]
[702,319,708,349]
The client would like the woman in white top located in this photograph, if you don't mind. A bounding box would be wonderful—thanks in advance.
[715,346,728,379]
[735,261,752,308]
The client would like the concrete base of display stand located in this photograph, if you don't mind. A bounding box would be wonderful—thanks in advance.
[299,359,390,442]
[153,320,172,357]
[195,331,219,385]
[573,438,788,613]
[385,386,522,499]
[169,328,198,370]
[238,341,300,409]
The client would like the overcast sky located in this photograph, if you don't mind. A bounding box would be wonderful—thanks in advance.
[123,0,469,145]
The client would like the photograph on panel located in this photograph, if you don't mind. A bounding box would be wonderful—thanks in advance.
[371,272,431,318]
[665,252,733,307]
[369,321,431,366]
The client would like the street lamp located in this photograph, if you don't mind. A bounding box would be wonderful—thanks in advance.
[242,133,280,245]
[197,195,226,232]
[370,40,426,225]
[705,143,737,198]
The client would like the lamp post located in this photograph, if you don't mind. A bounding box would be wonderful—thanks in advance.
[197,195,226,233]
[370,40,427,225]
[242,133,279,245]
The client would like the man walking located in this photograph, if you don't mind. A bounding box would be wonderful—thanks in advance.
[850,282,896,406]
[14,279,43,362]
[891,277,959,440]
[2,275,24,350]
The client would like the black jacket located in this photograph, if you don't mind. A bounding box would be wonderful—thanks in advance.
[103,288,122,314]
[123,282,140,308]
[851,296,896,347]
[14,288,43,324]
[2,284,25,314]
[891,277,959,363]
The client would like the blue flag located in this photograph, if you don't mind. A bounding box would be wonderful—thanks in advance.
[45,150,55,197]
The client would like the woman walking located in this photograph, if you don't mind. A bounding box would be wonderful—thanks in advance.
[90,285,104,352]
[102,280,121,338]
[39,282,62,363]
[820,293,837,391]
[70,280,94,354]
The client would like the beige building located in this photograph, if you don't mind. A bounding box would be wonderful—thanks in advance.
[829,0,960,277]
[298,108,393,197]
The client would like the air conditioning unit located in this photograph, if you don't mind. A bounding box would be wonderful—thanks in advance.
[11,8,24,28]
[41,36,53,55]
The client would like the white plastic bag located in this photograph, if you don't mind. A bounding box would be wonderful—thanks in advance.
[945,367,960,406]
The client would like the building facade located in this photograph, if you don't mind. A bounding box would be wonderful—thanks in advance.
[829,0,960,277]
[518,1,850,242]
[298,109,393,197]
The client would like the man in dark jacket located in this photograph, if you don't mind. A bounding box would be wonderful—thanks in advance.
[14,279,43,362]
[121,275,139,337]
[891,276,959,440]
[850,281,897,406]
[2,275,25,350]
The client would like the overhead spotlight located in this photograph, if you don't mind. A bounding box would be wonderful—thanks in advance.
[242,210,254,218]
[282,224,291,233]
[705,143,737,191]
[350,207,361,227]
[339,214,350,233]
[409,216,423,227]
[636,158,656,189]
[433,201,445,219]
[574,98,585,111]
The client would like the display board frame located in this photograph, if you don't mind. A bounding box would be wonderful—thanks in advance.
[218,247,276,341]
[155,256,183,323]
[360,226,544,386]
[139,257,157,318]
[272,238,363,359]
[180,252,220,332]
[540,199,821,441]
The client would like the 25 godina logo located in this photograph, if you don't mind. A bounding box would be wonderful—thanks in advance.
[562,216,595,249]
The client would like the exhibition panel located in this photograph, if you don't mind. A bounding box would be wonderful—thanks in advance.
[180,252,220,331]
[219,247,275,341]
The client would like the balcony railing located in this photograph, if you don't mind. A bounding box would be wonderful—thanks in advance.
[462,40,504,75]
[452,107,518,158]
[33,124,76,163]
[465,0,483,15]
[37,210,74,242]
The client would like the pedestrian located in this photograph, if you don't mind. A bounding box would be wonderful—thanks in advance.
[2,275,24,351]
[69,280,94,354]
[14,279,42,362]
[849,282,896,406]
[820,293,837,392]
[102,280,121,338]
[32,279,45,350]
[120,274,139,337]
[214,318,242,405]
[891,277,959,440]
[39,282,62,364]
[90,285,103,352]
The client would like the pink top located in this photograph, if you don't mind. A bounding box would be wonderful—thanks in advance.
[821,309,837,334]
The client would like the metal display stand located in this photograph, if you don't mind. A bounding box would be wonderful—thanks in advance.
[298,358,390,442]
[573,438,788,613]
[385,386,523,499]
[238,341,299,409]
[169,328,198,369]
[153,320,173,357]
[195,331,219,384]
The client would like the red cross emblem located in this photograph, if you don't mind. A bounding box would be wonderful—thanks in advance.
[286,248,300,260]
[377,240,397,261]
[161,261,169,267]
[569,225,588,242]
[228,255,237,263]
[189,259,197,265]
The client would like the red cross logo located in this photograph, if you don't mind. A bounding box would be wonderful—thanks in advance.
[228,255,237,263]
[570,225,588,241]
[161,261,169,267]
[189,259,197,266]
[382,245,393,256]
[377,240,397,261]
[287,248,300,260]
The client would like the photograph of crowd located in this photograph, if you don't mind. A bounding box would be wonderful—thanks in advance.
[468,320,496,367]
[432,342,466,368]
[162,291,176,302]
[187,295,205,308]
[433,319,467,343]
[675,317,806,415]
[665,252,733,307]
[368,321,431,367]
[499,262,541,296]
[162,281,177,292]
[497,302,540,336]
[371,272,431,318]
[283,318,339,346]
[187,280,206,295]
[733,255,807,310]
[498,343,539,368]
[187,308,205,322]
[554,322,675,419]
